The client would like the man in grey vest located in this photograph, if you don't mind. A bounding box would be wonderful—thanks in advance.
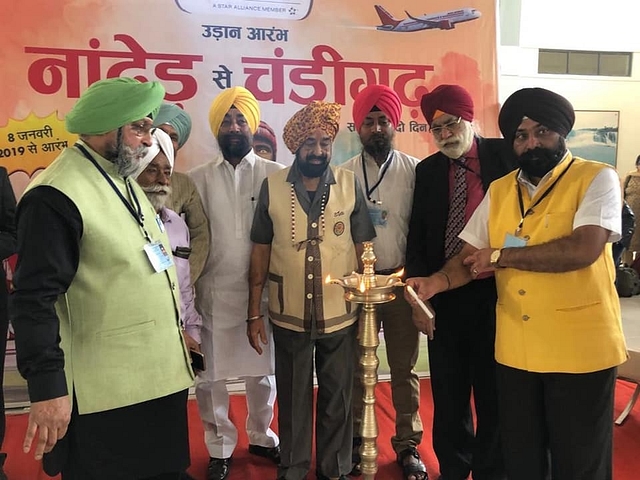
[11,77,194,479]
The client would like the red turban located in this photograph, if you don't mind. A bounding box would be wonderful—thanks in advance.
[352,85,402,130]
[420,85,474,125]
[254,120,277,158]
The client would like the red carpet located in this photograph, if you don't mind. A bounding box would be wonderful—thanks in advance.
[3,378,640,479]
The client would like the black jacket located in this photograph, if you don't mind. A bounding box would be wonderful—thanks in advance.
[0,167,17,312]
[405,137,516,278]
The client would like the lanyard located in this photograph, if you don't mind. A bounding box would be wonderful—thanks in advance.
[515,158,574,235]
[75,143,151,240]
[361,150,394,205]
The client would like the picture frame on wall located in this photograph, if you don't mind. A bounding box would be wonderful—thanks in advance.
[566,110,619,167]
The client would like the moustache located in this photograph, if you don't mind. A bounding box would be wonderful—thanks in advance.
[142,184,172,195]
[306,155,328,162]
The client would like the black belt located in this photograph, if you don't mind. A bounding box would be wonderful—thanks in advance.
[375,266,404,276]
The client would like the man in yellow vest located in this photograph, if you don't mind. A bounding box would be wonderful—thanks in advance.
[10,78,195,479]
[247,101,376,480]
[407,87,627,480]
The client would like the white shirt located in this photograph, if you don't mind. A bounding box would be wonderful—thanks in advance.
[460,154,622,249]
[341,149,419,270]
[189,151,284,329]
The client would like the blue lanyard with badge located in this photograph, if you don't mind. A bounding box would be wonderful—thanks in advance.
[507,158,574,248]
[75,143,174,273]
[362,151,393,227]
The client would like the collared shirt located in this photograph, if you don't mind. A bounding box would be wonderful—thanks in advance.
[250,162,375,245]
[460,151,622,249]
[340,149,419,270]
[160,207,202,344]
[447,140,485,225]
[189,150,284,329]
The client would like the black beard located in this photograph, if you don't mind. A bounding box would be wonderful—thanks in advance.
[297,153,329,178]
[363,133,392,159]
[517,139,566,178]
[219,133,252,159]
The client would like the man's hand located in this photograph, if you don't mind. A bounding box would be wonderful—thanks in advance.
[247,317,268,355]
[181,331,201,353]
[411,304,436,340]
[405,276,444,303]
[24,395,71,461]
[463,248,495,278]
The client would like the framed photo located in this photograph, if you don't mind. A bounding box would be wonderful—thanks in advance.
[566,110,619,167]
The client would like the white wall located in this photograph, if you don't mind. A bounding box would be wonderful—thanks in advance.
[498,0,640,175]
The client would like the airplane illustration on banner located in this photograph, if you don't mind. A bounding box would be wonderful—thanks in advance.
[374,5,482,32]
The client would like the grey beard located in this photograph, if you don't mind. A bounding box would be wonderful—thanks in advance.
[141,185,172,212]
[116,144,147,177]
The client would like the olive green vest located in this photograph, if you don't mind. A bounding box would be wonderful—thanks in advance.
[27,142,194,414]
[488,155,627,373]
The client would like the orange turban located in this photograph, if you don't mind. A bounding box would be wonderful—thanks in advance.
[283,101,341,154]
[352,85,402,130]
[208,86,260,137]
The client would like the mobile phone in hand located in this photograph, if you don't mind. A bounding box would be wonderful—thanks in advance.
[190,349,206,371]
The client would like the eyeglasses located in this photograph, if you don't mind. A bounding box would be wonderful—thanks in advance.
[429,117,462,136]
[129,122,155,137]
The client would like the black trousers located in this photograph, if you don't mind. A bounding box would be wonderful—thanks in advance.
[0,289,8,449]
[47,389,190,480]
[497,363,616,480]
[0,292,9,450]
[428,278,504,480]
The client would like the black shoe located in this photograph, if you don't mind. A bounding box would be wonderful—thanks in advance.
[179,472,196,480]
[249,444,281,464]
[397,447,428,480]
[207,457,231,480]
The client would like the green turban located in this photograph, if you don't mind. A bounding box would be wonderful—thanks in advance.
[153,103,192,149]
[65,77,166,135]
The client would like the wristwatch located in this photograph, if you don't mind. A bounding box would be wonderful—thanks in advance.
[489,249,502,268]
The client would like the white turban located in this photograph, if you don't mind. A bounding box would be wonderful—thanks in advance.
[134,128,175,178]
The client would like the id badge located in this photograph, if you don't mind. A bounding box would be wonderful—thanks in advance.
[143,241,174,273]
[368,206,388,227]
[503,233,527,248]
[155,214,165,233]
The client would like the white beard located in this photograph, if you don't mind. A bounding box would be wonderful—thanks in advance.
[436,121,474,159]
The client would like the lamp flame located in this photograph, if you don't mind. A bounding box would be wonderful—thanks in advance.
[325,274,331,284]
[359,279,366,293]
[392,268,405,278]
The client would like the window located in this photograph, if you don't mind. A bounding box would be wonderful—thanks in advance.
[538,49,632,77]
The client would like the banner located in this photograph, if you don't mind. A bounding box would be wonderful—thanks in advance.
[1,0,498,192]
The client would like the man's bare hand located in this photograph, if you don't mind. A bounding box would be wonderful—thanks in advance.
[405,276,442,303]
[247,317,268,355]
[24,395,71,461]
[181,331,201,353]
[411,303,436,340]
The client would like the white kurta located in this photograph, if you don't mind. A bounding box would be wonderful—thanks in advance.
[189,151,284,381]
[341,150,419,270]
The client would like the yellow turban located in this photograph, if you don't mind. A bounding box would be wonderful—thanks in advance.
[283,101,341,154]
[208,86,260,137]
